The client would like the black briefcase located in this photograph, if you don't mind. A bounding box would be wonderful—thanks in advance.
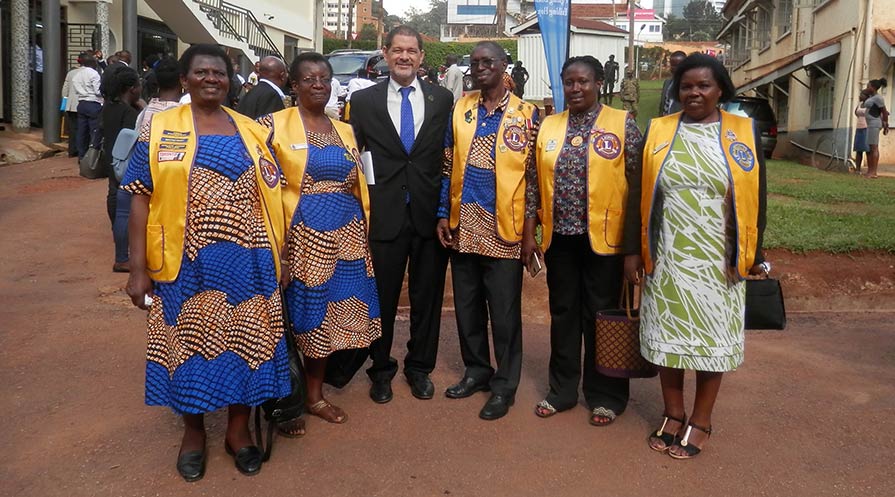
[745,278,787,330]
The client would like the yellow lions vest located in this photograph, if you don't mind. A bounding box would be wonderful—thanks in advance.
[535,106,629,254]
[267,107,371,231]
[146,105,285,282]
[450,91,537,243]
[641,110,760,279]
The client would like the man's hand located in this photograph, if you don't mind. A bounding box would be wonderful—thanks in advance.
[126,270,153,310]
[436,218,453,248]
[624,254,644,284]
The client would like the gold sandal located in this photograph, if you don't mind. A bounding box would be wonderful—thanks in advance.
[307,399,347,424]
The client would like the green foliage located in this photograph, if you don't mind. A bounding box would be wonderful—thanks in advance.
[606,79,662,130]
[322,38,518,69]
[357,24,379,42]
[404,0,447,38]
[763,160,895,252]
[664,1,724,41]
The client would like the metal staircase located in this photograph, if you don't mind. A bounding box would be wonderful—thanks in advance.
[143,0,282,63]
[193,0,282,59]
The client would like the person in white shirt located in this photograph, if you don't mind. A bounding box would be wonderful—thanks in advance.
[325,77,345,120]
[72,55,103,160]
[61,52,90,157]
[443,54,465,103]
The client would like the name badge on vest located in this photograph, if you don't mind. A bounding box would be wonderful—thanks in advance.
[290,143,308,151]
[729,142,755,172]
[503,125,527,152]
[157,151,185,162]
[593,132,622,159]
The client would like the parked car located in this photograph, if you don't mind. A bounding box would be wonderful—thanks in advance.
[722,96,778,159]
[326,50,384,86]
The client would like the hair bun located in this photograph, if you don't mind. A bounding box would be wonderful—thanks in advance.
[880,78,888,87]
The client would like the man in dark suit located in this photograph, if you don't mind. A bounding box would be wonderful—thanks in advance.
[349,25,453,404]
[236,56,288,119]
[659,51,686,116]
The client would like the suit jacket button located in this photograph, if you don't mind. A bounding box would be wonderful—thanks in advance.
[401,185,407,190]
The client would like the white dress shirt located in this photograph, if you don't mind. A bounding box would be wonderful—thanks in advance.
[443,64,464,103]
[387,77,424,141]
[72,66,102,104]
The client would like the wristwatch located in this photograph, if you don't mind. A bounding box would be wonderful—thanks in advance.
[759,261,772,274]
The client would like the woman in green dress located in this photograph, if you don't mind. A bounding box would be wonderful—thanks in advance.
[623,54,767,459]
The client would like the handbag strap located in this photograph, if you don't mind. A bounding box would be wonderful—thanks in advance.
[253,406,276,462]
[621,279,641,322]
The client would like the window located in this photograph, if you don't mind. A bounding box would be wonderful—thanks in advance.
[649,25,660,33]
[776,0,792,36]
[811,62,836,125]
[774,79,789,131]
[756,6,771,50]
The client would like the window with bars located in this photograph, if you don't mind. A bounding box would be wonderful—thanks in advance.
[811,63,836,125]
[774,79,789,131]
[757,6,771,49]
[776,0,793,36]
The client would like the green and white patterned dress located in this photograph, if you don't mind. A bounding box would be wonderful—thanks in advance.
[641,122,745,372]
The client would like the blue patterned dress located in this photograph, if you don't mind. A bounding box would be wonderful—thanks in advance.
[121,127,291,415]
[281,128,381,358]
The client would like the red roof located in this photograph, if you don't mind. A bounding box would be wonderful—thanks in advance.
[879,28,895,46]
[572,18,628,34]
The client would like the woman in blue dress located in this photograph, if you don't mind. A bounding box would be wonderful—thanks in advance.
[263,52,381,425]
[123,44,290,481]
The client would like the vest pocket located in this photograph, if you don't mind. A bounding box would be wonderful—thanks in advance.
[603,209,624,248]
[146,224,165,273]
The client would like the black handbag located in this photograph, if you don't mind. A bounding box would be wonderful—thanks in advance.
[78,137,105,179]
[745,278,787,330]
[253,290,307,461]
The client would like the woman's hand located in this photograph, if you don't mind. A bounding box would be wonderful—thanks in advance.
[126,270,153,310]
[436,218,453,248]
[748,261,770,277]
[521,218,541,272]
[624,254,644,284]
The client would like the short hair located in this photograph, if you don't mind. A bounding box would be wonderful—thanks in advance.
[385,25,423,51]
[561,56,604,81]
[445,54,458,65]
[179,44,234,81]
[289,52,332,81]
[102,65,140,101]
[155,57,181,91]
[472,41,507,62]
[869,78,888,90]
[670,53,736,103]
[670,50,687,60]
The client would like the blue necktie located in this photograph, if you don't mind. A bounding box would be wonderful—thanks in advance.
[399,86,414,154]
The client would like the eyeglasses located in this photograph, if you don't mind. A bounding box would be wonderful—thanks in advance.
[300,76,332,85]
[470,58,499,69]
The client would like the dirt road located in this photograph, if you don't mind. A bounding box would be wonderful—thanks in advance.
[2,157,893,497]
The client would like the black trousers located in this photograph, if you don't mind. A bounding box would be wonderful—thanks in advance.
[451,252,523,396]
[66,111,79,157]
[544,234,629,413]
[367,208,449,381]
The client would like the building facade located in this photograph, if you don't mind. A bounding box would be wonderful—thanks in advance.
[718,0,895,165]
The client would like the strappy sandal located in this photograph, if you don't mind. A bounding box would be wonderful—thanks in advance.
[589,407,617,427]
[534,400,558,418]
[307,399,347,424]
[276,416,307,438]
[647,413,686,453]
[668,422,712,460]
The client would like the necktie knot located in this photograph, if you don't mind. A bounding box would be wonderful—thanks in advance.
[399,86,413,99]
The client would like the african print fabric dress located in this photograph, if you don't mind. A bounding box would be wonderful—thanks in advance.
[121,133,291,414]
[284,128,381,358]
[640,122,745,372]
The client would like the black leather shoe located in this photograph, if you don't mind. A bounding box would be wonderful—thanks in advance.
[405,373,434,400]
[369,379,393,404]
[176,447,207,482]
[225,442,262,476]
[479,394,515,420]
[445,376,491,399]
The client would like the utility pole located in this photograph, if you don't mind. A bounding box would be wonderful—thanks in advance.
[337,0,343,40]
[376,0,384,48]
[627,0,635,78]
[495,0,507,37]
[43,0,61,144]
[347,0,358,48]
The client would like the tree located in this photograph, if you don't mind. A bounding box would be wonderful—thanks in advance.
[663,2,724,42]
[357,23,379,41]
[404,0,447,38]
[383,14,404,33]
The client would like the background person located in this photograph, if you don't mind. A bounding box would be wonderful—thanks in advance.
[443,54,464,103]
[511,60,529,99]
[123,44,291,481]
[61,52,90,157]
[236,56,288,119]
[863,78,889,178]
[262,52,381,424]
[854,90,870,174]
[620,69,639,118]
[100,65,142,273]
[659,51,686,116]
[437,41,539,421]
[523,55,643,426]
[624,53,767,460]
[349,26,453,404]
[601,54,618,104]
[72,55,102,161]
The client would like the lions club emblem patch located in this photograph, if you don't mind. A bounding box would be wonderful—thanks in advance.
[503,125,527,152]
[593,132,622,159]
[259,157,280,188]
[729,142,755,171]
